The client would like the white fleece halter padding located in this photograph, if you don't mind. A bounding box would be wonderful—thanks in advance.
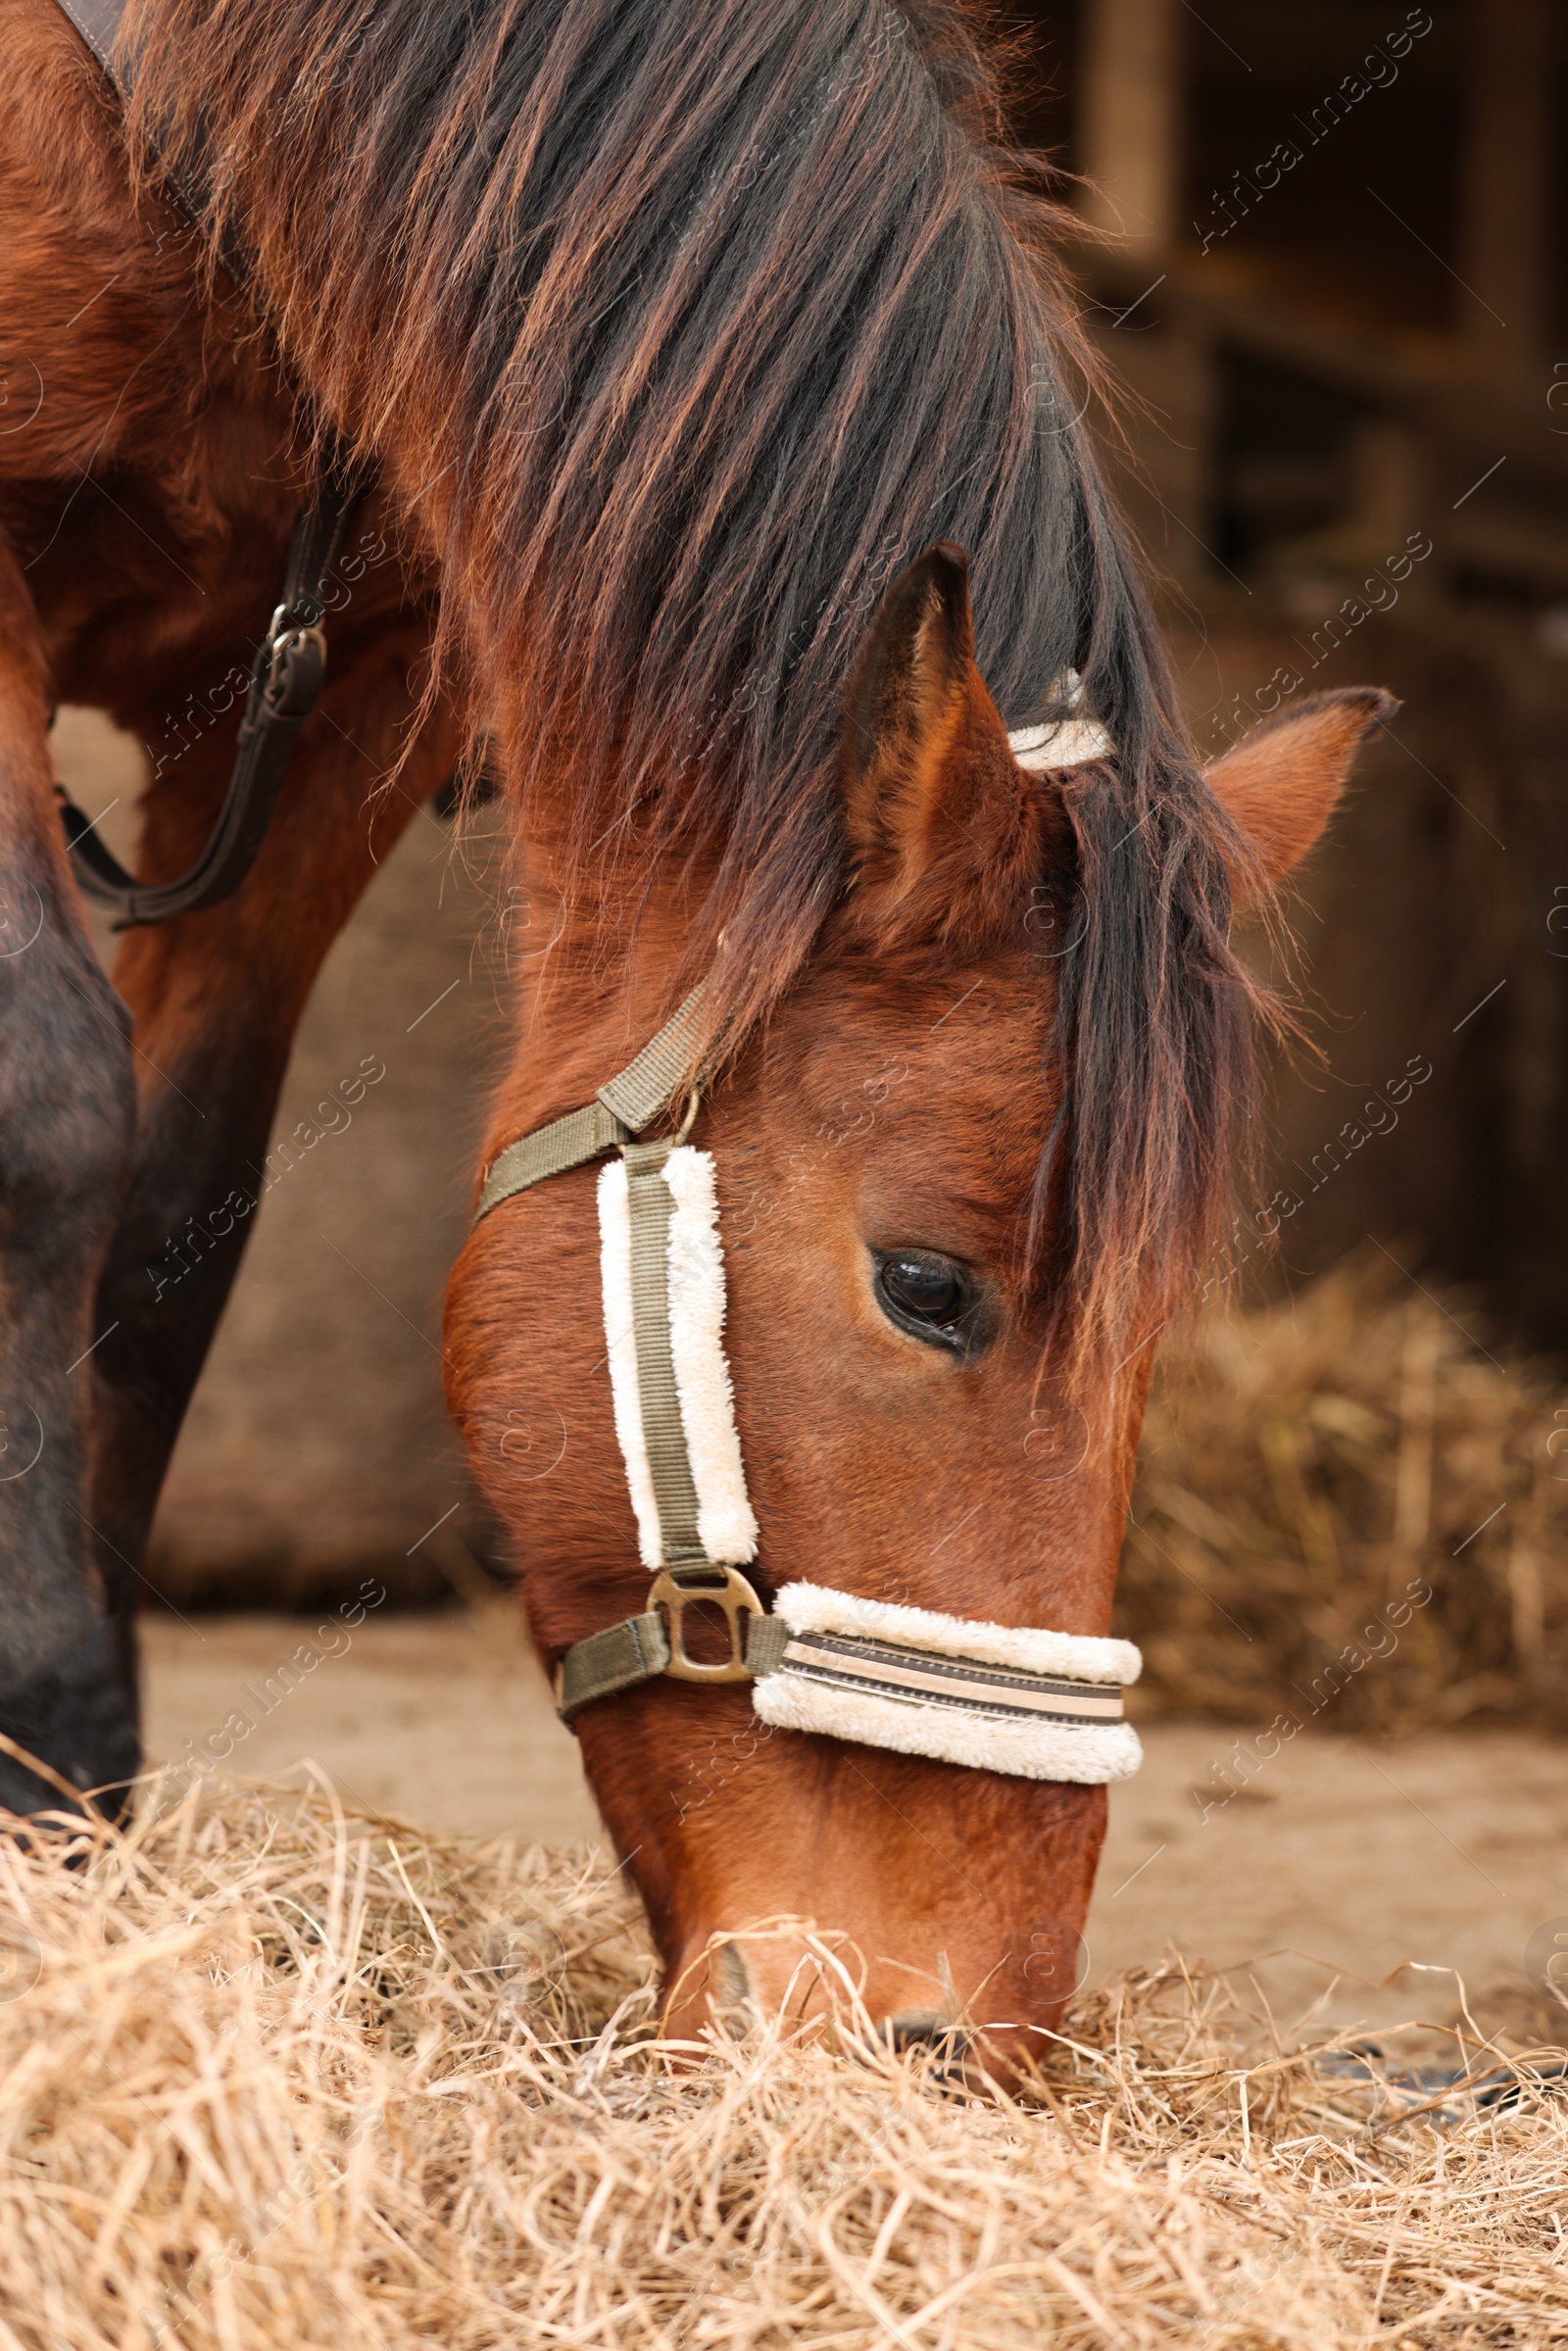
[769,1582,1141,1687]
[598,1147,759,1571]
[1007,668,1114,772]
[755,1671,1143,1784]
[1008,717,1114,772]
[752,1581,1144,1786]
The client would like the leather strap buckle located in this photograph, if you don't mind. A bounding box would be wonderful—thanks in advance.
[649,1564,764,1684]
[263,606,328,718]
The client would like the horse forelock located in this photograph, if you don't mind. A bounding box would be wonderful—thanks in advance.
[123,0,1268,1363]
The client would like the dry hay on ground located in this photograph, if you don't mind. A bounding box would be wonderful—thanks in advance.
[1120,1253,1568,1732]
[1,1779,1565,2350]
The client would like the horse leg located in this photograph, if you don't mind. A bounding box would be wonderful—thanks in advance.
[0,532,138,1816]
[84,621,459,1709]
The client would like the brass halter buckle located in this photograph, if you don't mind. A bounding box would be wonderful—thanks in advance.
[649,1564,764,1684]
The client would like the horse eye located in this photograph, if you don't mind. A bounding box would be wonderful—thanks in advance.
[873,1249,975,1348]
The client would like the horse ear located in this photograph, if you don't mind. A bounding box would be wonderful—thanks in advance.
[1204,688,1396,901]
[841,543,1041,932]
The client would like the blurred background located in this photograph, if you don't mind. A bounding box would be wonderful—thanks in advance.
[1004,0,1568,1752]
[44,0,1568,2021]
[1014,0,1568,1336]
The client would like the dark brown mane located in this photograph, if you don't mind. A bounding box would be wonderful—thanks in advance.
[122,0,1262,1360]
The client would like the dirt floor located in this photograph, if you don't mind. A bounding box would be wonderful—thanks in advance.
[141,1607,1568,2044]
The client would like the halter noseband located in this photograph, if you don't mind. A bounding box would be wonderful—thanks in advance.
[473,703,1143,1787]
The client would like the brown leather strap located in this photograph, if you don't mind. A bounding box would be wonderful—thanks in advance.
[52,0,122,70]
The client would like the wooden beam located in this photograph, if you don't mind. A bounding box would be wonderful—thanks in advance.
[1457,0,1554,372]
[1079,0,1182,260]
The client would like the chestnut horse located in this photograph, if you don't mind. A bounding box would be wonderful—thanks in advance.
[0,0,1388,2072]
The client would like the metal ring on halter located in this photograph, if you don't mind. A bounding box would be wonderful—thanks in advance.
[648,1563,765,1684]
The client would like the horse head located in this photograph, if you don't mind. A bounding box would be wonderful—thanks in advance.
[447,543,1391,2080]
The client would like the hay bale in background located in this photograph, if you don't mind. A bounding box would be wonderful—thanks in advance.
[1,1780,1565,2349]
[1120,1252,1568,1731]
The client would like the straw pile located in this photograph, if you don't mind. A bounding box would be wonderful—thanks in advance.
[2,1776,1566,2350]
[1120,1253,1568,1730]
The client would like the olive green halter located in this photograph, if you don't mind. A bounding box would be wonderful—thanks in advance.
[473,987,709,1222]
[471,989,1144,1784]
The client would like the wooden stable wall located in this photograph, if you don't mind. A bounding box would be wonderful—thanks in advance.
[1164,600,1568,1348]
[1027,0,1568,1350]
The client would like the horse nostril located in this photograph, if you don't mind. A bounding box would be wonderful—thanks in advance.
[710,1939,754,2033]
[886,2009,969,2059]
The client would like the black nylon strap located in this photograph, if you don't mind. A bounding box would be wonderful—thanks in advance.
[58,458,368,926]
